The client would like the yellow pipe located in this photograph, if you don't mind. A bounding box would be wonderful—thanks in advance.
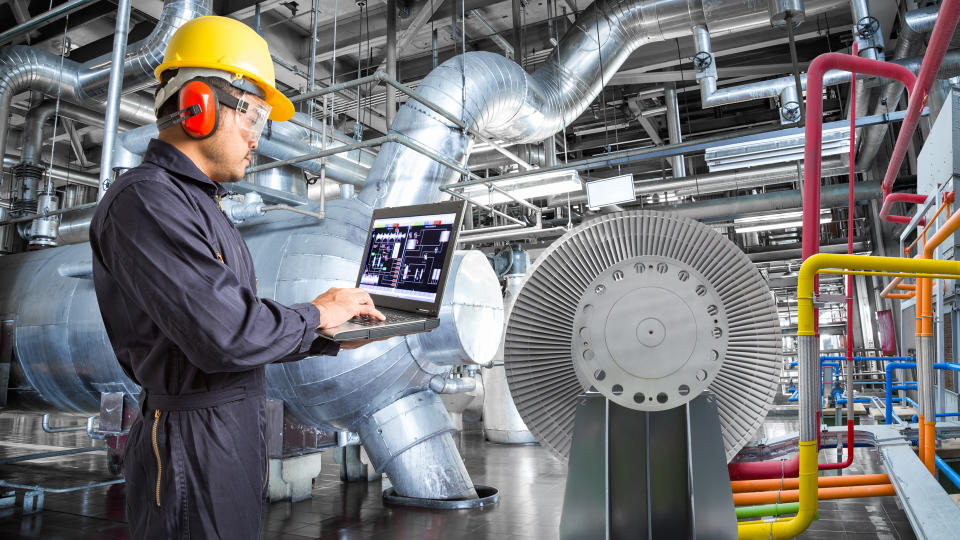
[737,442,818,539]
[797,254,960,336]
[819,269,960,279]
[747,253,960,540]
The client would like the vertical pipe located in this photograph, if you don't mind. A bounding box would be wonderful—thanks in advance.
[386,0,397,126]
[512,0,522,67]
[308,0,319,121]
[97,0,133,201]
[431,28,438,69]
[664,84,685,177]
[880,0,960,197]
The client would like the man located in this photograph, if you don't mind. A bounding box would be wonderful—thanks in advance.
[89,16,382,539]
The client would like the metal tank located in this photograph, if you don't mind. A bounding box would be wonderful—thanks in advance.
[0,199,504,500]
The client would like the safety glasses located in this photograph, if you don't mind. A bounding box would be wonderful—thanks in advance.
[232,93,271,144]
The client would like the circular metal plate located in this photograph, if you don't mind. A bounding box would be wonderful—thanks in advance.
[503,211,782,462]
[383,485,500,509]
[571,257,728,411]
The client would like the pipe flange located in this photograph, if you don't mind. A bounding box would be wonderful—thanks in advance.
[383,485,499,509]
[571,256,729,411]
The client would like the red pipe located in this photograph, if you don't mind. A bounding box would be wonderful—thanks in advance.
[878,193,931,225]
[802,53,916,261]
[821,57,858,472]
[881,0,960,200]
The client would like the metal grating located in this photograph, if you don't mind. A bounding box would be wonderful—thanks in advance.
[503,211,782,462]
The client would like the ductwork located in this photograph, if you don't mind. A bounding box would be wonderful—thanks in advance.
[0,0,210,175]
[857,7,939,169]
[358,0,850,209]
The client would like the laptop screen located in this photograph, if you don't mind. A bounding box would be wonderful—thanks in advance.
[358,211,458,305]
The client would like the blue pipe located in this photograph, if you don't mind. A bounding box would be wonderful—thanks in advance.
[820,356,914,362]
[936,455,960,491]
[885,362,918,424]
[836,398,872,404]
[912,411,960,422]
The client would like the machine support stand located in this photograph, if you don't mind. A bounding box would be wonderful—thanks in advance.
[560,392,736,540]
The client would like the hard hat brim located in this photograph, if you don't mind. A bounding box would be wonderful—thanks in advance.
[155,60,294,122]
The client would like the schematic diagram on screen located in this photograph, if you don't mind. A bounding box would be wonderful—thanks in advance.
[358,212,456,303]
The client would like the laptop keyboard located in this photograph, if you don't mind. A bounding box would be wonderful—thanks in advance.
[349,309,420,327]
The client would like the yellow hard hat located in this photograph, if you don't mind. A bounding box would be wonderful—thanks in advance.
[154,16,293,121]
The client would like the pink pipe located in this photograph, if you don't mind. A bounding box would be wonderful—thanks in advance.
[821,58,858,473]
[730,51,919,483]
[802,53,917,261]
[879,192,931,225]
[881,0,960,199]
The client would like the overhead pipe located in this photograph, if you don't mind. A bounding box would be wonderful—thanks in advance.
[358,0,849,208]
[662,180,882,221]
[857,6,939,169]
[0,0,97,45]
[0,0,211,177]
[21,101,136,166]
[801,53,916,262]
[880,1,960,223]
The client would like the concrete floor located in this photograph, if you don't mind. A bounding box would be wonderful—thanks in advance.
[0,409,925,539]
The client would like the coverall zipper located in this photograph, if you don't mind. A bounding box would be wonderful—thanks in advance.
[152,410,163,508]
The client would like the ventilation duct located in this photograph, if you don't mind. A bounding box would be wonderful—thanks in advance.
[0,0,211,170]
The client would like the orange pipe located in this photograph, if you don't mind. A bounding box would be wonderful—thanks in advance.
[886,293,915,299]
[918,205,960,473]
[904,193,954,255]
[895,284,916,290]
[731,474,890,493]
[733,484,896,506]
[924,420,936,474]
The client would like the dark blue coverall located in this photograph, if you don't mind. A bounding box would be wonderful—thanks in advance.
[90,139,339,539]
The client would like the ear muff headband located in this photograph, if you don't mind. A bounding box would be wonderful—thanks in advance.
[179,80,220,139]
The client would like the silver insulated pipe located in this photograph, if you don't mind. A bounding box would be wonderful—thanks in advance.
[358,0,848,208]
[0,0,211,169]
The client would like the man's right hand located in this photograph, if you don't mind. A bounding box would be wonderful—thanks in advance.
[310,287,385,329]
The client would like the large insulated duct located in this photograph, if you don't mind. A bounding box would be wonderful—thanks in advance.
[0,0,210,169]
[359,0,848,208]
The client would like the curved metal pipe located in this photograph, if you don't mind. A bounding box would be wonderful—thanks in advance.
[0,0,211,176]
[358,0,849,208]
[21,101,136,166]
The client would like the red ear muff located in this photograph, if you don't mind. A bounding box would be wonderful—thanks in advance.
[179,80,219,139]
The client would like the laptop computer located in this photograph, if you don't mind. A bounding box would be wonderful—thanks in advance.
[319,200,467,342]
